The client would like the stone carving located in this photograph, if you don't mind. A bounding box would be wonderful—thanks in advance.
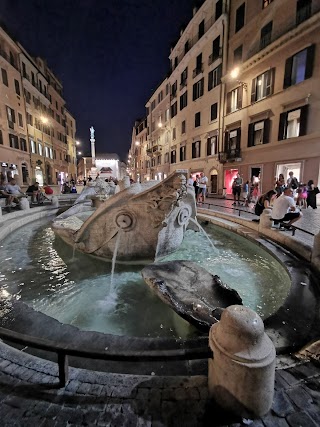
[141,260,242,331]
[52,172,196,261]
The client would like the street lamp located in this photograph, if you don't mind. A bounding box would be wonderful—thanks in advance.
[230,67,247,90]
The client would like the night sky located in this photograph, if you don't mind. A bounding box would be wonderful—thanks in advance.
[1,0,196,161]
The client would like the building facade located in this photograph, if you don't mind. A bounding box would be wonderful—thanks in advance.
[0,24,76,187]
[130,0,320,196]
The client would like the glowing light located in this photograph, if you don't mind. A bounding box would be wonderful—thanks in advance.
[135,141,140,146]
[40,116,48,124]
[158,122,163,128]
[76,141,81,146]
[230,67,240,79]
[78,151,82,155]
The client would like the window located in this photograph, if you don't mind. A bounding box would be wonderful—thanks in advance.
[207,136,218,155]
[158,91,163,103]
[251,69,274,102]
[283,45,314,88]
[181,120,186,134]
[172,127,176,140]
[20,138,27,151]
[1,68,8,86]
[235,3,245,33]
[171,81,177,98]
[157,155,161,165]
[171,102,177,118]
[45,146,49,157]
[50,148,53,159]
[165,108,170,122]
[278,105,308,140]
[165,84,169,95]
[27,113,33,125]
[180,67,188,88]
[211,103,218,121]
[170,150,176,164]
[234,45,243,65]
[195,112,201,128]
[9,134,19,149]
[226,87,243,113]
[198,20,205,39]
[6,106,15,129]
[18,113,23,127]
[0,130,3,145]
[208,65,222,91]
[184,40,190,54]
[151,100,156,111]
[260,21,272,50]
[180,91,188,110]
[192,141,201,158]
[14,79,21,96]
[165,152,169,163]
[215,0,223,20]
[296,0,312,25]
[38,143,43,156]
[209,36,221,64]
[180,145,186,161]
[263,0,273,8]
[30,139,36,154]
[248,119,270,146]
[225,128,241,157]
[193,78,204,100]
[193,54,203,77]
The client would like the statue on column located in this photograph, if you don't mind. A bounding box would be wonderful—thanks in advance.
[90,126,95,140]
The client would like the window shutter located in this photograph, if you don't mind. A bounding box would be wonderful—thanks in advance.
[265,68,274,97]
[207,138,211,155]
[251,78,257,103]
[263,119,270,144]
[226,92,231,113]
[278,113,286,140]
[248,123,254,147]
[193,84,197,101]
[200,78,204,96]
[299,104,309,136]
[305,44,315,80]
[208,71,213,91]
[236,128,241,151]
[237,87,243,109]
[283,57,293,89]
[217,64,222,84]
[12,109,16,123]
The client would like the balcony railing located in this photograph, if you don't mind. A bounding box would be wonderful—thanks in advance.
[218,148,242,163]
[180,80,187,90]
[208,49,222,65]
[192,65,203,78]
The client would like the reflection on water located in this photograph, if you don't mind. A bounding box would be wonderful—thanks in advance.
[0,217,291,337]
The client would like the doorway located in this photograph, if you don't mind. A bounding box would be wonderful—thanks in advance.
[210,170,218,194]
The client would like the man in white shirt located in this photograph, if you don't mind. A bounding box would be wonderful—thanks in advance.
[272,188,302,229]
[198,172,208,203]
[5,179,26,198]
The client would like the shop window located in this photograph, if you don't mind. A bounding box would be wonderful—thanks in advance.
[192,141,201,158]
[226,87,242,113]
[278,105,308,140]
[296,0,312,25]
[208,65,222,91]
[235,3,245,33]
[180,145,186,162]
[251,68,274,102]
[193,78,204,100]
[248,119,270,146]
[180,91,188,110]
[207,136,218,155]
[283,45,314,89]
[170,150,176,164]
[211,103,218,121]
[195,112,201,127]
[260,21,272,50]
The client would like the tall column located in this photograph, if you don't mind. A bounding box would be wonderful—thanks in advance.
[90,126,96,167]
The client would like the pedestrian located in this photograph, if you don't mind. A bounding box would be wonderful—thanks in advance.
[242,180,249,206]
[254,189,277,216]
[187,174,194,189]
[193,175,200,201]
[232,173,243,205]
[306,180,319,209]
[198,172,208,204]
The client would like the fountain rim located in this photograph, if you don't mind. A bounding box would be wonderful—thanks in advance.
[0,207,319,366]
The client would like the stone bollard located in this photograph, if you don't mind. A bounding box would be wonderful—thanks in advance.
[19,197,30,210]
[208,305,276,418]
[258,208,272,231]
[51,196,59,208]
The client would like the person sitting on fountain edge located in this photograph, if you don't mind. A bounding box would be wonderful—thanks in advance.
[271,188,302,230]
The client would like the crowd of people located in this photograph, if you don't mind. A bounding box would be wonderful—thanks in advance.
[230,170,319,230]
[187,172,209,205]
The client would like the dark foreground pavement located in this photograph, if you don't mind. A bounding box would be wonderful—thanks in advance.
[0,342,319,427]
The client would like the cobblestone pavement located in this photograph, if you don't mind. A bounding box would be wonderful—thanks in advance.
[0,200,319,426]
[0,342,319,427]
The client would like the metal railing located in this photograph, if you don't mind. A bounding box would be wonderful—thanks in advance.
[0,327,211,387]
[198,201,315,238]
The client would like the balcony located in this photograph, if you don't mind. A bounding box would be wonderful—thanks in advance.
[218,149,242,163]
[146,145,162,157]
[193,65,203,78]
[208,49,222,65]
[180,79,187,90]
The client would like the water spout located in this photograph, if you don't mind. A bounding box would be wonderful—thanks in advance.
[189,218,216,251]
[110,231,121,291]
